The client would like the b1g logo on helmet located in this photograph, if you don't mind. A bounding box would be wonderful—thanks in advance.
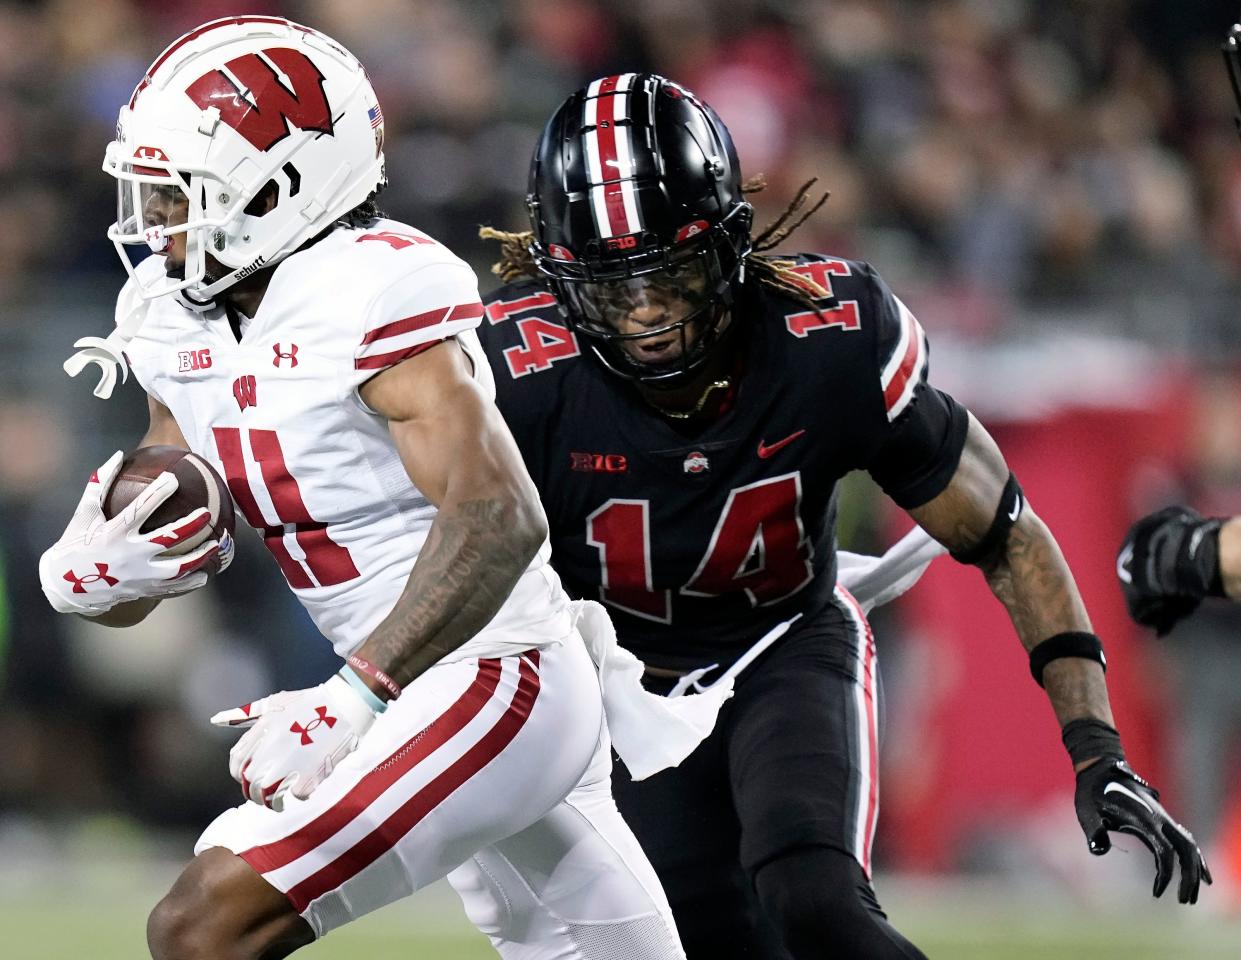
[185,47,333,151]
[604,234,640,252]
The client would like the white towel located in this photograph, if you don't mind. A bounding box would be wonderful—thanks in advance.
[837,525,946,614]
[572,599,735,780]
[577,525,946,779]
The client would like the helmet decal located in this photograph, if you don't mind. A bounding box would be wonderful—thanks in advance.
[675,220,710,243]
[581,73,642,239]
[527,73,753,387]
[132,145,171,176]
[184,47,333,152]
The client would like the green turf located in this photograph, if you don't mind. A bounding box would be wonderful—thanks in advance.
[2,853,1238,959]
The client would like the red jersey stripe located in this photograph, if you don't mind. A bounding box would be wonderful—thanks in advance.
[360,302,484,347]
[240,659,505,875]
[353,338,446,371]
[284,654,541,911]
[882,320,923,412]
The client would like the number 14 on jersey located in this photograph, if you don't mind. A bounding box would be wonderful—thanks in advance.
[586,473,813,623]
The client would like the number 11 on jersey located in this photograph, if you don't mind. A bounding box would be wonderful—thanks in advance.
[213,427,361,589]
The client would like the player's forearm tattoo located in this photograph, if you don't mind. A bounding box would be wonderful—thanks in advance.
[355,497,539,687]
[983,513,1114,728]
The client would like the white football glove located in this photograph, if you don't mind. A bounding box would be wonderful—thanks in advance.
[38,451,228,615]
[211,673,379,811]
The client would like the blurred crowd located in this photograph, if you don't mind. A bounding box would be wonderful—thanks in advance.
[2,0,1241,880]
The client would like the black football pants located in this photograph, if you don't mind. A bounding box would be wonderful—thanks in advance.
[611,605,928,959]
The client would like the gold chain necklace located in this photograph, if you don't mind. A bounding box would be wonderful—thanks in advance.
[645,378,733,420]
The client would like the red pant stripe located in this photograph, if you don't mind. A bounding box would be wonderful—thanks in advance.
[284,654,541,912]
[240,658,504,874]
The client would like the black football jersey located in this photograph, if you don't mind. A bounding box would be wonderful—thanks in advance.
[477,255,969,670]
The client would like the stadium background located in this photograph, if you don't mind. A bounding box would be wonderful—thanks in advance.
[2,0,1241,956]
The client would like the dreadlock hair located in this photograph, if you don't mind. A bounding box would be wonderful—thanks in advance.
[479,176,833,315]
[338,187,387,229]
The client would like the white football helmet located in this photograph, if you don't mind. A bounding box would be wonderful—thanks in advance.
[104,16,387,301]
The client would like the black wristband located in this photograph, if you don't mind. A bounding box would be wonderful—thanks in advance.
[1061,717,1124,767]
[1029,631,1106,687]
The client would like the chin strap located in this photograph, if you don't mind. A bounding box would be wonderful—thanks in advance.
[64,331,131,399]
[63,292,152,400]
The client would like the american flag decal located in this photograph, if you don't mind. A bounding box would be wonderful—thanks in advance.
[368,104,383,129]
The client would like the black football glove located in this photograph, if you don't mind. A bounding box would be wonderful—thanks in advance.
[1117,506,1224,636]
[1074,756,1211,904]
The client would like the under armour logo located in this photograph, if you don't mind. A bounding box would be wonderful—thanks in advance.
[273,343,299,368]
[63,563,119,594]
[289,705,336,745]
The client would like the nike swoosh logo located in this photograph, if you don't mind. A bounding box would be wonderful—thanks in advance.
[1188,526,1207,558]
[758,430,806,459]
[1008,494,1023,522]
[1116,542,1133,584]
[1104,781,1154,814]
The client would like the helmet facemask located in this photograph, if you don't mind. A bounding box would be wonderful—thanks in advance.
[108,149,232,298]
[1225,23,1241,139]
[105,133,341,303]
[535,204,752,387]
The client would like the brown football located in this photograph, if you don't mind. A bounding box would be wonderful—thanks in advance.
[102,445,235,560]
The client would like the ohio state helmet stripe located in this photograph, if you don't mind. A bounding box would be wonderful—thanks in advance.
[582,73,640,238]
[880,298,927,422]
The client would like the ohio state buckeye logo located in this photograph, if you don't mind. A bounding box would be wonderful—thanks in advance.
[290,705,336,745]
[683,451,710,474]
[272,343,299,368]
[63,563,119,594]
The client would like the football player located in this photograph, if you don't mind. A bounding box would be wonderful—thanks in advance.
[38,19,693,960]
[477,74,1211,959]
[1118,508,1241,634]
[1117,20,1241,635]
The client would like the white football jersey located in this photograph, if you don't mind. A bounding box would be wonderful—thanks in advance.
[121,219,571,660]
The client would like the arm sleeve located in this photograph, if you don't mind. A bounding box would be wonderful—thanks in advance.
[347,260,486,393]
[860,265,969,509]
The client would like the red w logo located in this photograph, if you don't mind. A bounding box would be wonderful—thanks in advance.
[185,47,333,152]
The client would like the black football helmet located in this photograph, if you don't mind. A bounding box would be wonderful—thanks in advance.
[527,73,753,387]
